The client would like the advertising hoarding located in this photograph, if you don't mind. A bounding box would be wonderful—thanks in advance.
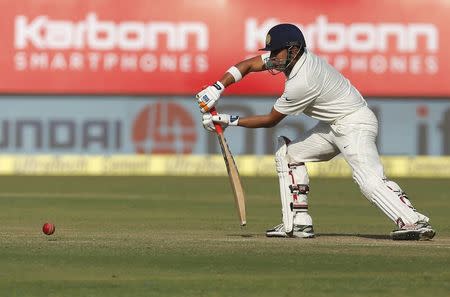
[0,96,448,156]
[0,0,448,96]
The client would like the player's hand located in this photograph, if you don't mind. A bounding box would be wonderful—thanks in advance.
[196,81,225,113]
[212,113,240,129]
[202,113,239,132]
[202,113,216,132]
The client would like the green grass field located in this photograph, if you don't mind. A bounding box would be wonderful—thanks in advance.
[0,176,449,297]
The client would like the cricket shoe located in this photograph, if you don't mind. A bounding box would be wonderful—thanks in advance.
[293,212,314,238]
[390,221,436,241]
[266,223,315,238]
[266,223,288,238]
[293,224,315,238]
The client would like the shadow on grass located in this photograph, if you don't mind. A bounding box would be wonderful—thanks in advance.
[226,234,257,238]
[226,233,391,240]
[316,233,391,240]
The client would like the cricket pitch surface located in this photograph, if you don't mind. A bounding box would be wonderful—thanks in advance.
[0,176,448,297]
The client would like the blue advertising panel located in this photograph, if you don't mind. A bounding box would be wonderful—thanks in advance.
[0,96,448,155]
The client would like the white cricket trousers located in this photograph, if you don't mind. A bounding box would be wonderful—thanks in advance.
[286,106,428,227]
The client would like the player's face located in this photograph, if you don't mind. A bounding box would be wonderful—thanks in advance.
[266,48,289,74]
[269,48,288,66]
[270,48,288,60]
[267,46,302,76]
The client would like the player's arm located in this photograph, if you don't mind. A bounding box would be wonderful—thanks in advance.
[202,107,286,131]
[219,55,267,88]
[196,55,266,113]
[237,107,285,128]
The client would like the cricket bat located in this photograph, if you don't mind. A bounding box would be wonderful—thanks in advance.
[210,107,247,226]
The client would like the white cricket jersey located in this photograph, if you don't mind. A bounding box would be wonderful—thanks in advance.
[265,50,367,123]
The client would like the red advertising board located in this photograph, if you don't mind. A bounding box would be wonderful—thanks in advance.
[0,0,449,96]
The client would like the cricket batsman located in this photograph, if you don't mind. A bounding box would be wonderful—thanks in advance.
[196,24,436,240]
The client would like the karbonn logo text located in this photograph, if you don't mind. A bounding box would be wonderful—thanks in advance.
[15,13,209,51]
[246,16,438,53]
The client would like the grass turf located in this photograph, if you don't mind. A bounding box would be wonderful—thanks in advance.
[0,176,449,297]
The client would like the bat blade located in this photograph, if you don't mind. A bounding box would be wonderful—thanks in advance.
[217,133,247,226]
[207,107,246,226]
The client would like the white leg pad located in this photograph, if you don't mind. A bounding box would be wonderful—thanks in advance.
[384,180,429,223]
[354,170,422,228]
[275,136,294,233]
[288,162,310,214]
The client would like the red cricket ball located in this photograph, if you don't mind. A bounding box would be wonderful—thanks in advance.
[42,223,55,235]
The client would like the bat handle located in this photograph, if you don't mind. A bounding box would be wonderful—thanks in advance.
[210,107,224,135]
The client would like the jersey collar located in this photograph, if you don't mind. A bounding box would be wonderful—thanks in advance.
[287,48,308,80]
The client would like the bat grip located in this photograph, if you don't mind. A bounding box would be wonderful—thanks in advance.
[210,107,224,134]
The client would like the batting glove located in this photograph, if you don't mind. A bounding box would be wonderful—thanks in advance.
[202,113,240,132]
[202,113,216,132]
[196,81,225,113]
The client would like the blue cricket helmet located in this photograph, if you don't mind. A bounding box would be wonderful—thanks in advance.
[259,23,306,51]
